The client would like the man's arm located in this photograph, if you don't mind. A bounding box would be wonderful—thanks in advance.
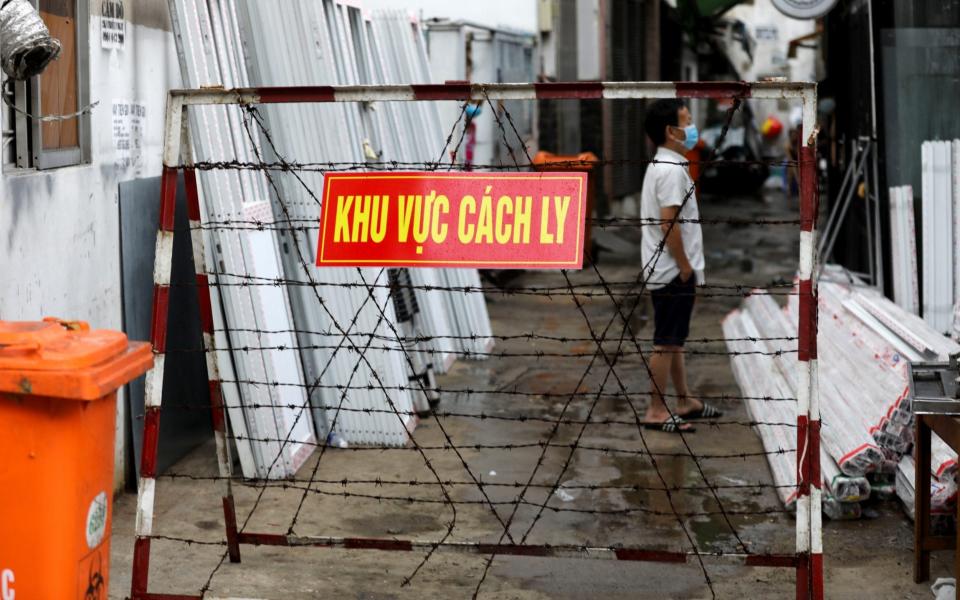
[660,205,693,281]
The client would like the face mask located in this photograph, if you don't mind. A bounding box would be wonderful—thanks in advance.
[680,124,699,150]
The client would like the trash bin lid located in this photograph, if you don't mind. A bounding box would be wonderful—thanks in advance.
[0,318,151,400]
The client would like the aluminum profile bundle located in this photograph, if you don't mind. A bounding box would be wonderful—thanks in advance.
[169,0,316,478]
[897,455,957,529]
[725,265,960,521]
[234,0,417,446]
[722,309,796,508]
[723,310,866,518]
[817,271,960,484]
[888,185,919,315]
[793,283,914,456]
[743,293,883,476]
[795,279,959,481]
[920,140,959,333]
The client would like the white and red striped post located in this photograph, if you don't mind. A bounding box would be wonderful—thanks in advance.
[796,88,823,600]
[131,100,241,599]
[130,164,178,598]
[182,141,242,562]
[130,96,185,597]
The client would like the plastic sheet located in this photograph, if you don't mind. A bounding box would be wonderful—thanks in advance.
[0,0,61,80]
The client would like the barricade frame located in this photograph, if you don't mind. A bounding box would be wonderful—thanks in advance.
[131,80,821,600]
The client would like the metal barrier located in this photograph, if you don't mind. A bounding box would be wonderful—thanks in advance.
[132,79,821,600]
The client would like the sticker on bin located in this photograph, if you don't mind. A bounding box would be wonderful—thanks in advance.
[85,492,108,549]
[1,570,13,600]
[316,171,589,269]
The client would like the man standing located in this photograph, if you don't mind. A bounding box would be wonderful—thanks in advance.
[639,99,723,433]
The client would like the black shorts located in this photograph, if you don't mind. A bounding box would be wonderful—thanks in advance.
[650,274,696,347]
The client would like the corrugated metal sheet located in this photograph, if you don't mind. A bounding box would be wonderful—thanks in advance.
[169,1,496,457]
[169,0,317,479]
[236,1,416,447]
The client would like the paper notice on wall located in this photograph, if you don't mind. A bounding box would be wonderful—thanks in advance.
[101,0,126,49]
[113,100,145,174]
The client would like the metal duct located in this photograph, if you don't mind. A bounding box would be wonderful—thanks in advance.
[0,0,61,80]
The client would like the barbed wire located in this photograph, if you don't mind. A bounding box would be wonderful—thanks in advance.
[166,271,799,299]
[159,471,799,492]
[163,342,797,359]
[190,157,799,172]
[181,216,802,233]
[208,327,798,345]
[142,88,808,600]
[134,401,797,428]
[137,385,797,407]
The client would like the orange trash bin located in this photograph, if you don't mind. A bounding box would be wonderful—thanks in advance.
[0,318,152,600]
[532,151,598,264]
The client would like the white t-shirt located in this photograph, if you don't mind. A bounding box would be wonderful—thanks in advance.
[640,147,705,289]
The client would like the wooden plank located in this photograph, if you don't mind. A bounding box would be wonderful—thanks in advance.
[915,416,932,583]
[39,0,74,17]
[928,415,960,451]
[38,12,78,149]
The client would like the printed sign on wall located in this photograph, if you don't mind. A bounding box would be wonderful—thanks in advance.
[112,99,145,174]
[316,172,588,269]
[101,0,125,49]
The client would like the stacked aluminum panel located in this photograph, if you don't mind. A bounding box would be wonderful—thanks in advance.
[234,0,417,446]
[367,9,475,370]
[954,300,960,342]
[440,269,495,356]
[171,1,495,452]
[888,185,919,315]
[371,10,495,358]
[169,1,498,458]
[920,140,958,333]
[169,0,317,478]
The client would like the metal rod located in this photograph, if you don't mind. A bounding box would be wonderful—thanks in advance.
[166,80,816,105]
[818,142,861,254]
[232,532,799,567]
[819,141,872,266]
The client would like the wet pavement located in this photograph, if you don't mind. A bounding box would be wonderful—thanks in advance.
[109,191,951,599]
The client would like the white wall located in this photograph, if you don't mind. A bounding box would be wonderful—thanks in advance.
[363,0,537,32]
[0,1,181,491]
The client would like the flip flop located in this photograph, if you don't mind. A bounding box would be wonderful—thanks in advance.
[642,414,696,434]
[680,403,724,420]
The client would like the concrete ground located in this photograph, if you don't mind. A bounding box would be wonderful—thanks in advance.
[109,191,951,599]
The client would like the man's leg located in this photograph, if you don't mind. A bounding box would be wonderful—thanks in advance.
[644,347,673,423]
[671,349,704,415]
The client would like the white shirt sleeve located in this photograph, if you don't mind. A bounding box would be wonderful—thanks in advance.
[655,166,692,209]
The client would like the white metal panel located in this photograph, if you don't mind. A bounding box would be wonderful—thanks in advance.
[954,140,960,309]
[889,185,919,315]
[921,141,955,332]
[237,0,417,446]
[170,0,316,478]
